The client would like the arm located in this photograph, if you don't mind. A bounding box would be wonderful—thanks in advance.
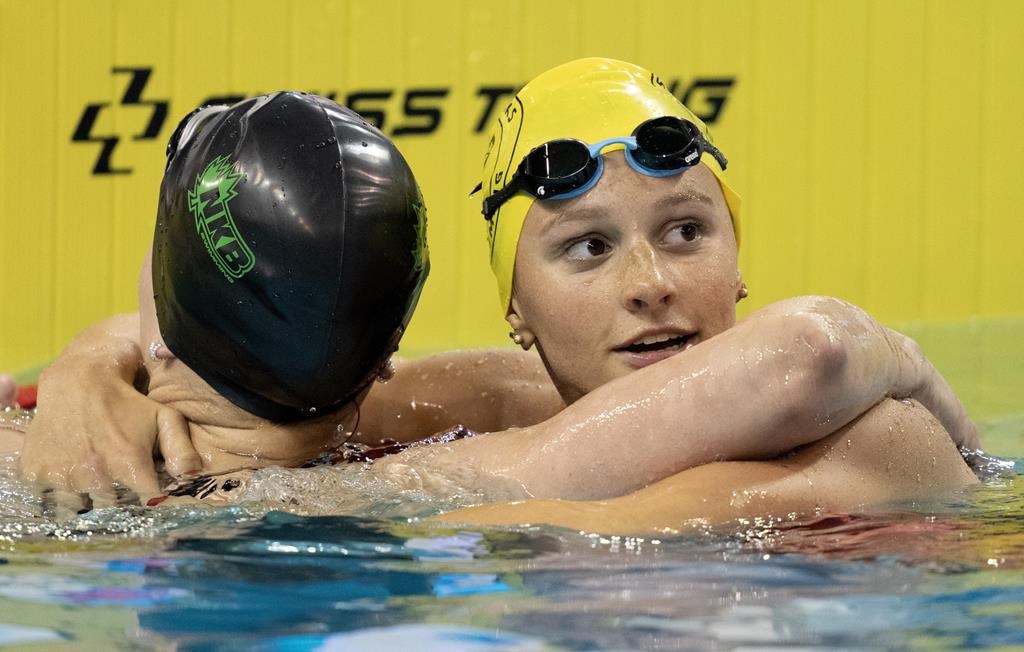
[0,373,15,408]
[16,327,562,493]
[432,398,979,534]
[398,296,976,499]
[356,348,565,444]
[18,313,198,498]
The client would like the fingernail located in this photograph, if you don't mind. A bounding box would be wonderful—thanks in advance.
[146,496,168,507]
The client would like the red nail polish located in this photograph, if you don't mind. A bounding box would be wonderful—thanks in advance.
[147,495,168,507]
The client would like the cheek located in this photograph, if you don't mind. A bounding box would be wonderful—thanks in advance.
[514,263,613,373]
[519,269,593,337]
[690,259,739,327]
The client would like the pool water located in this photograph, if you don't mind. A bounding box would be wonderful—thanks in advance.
[1,468,1021,650]
[1,319,1023,650]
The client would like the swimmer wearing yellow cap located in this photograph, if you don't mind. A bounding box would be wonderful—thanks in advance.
[478,57,740,311]
[431,57,982,530]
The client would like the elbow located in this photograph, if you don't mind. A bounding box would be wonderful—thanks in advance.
[785,309,850,391]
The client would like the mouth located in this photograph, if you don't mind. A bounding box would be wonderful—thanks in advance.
[614,331,697,367]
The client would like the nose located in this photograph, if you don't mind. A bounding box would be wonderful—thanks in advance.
[619,242,676,313]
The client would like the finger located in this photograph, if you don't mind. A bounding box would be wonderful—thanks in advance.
[53,490,92,520]
[67,463,124,509]
[114,485,141,507]
[38,467,72,492]
[959,419,981,451]
[88,488,121,510]
[157,408,202,478]
[68,462,108,496]
[105,444,162,499]
[42,487,90,520]
[40,487,56,519]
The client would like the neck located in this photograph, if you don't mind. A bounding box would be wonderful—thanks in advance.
[144,358,354,474]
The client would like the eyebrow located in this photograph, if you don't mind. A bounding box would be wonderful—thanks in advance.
[655,189,715,209]
[538,205,611,238]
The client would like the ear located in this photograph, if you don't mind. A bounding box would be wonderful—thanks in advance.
[506,295,537,350]
[149,339,176,361]
[735,271,748,303]
[375,356,396,383]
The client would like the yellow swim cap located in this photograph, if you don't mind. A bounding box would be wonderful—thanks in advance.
[478,57,742,311]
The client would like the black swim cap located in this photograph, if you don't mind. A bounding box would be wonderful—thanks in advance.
[153,92,429,422]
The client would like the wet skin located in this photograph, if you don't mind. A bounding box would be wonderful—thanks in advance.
[508,152,741,403]
[434,396,980,534]
[428,151,980,529]
[0,374,15,409]
[13,150,979,516]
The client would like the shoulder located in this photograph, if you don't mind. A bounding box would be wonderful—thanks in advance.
[788,398,978,505]
[739,296,872,326]
[360,348,564,442]
[391,348,550,383]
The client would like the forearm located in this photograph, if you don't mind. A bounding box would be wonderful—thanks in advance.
[431,461,798,534]
[774,297,977,449]
[600,296,970,466]
[456,297,969,499]
[36,313,144,395]
[435,399,977,533]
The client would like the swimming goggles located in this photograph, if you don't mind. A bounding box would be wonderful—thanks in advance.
[481,116,728,219]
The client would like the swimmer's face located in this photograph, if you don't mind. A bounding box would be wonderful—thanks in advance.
[508,153,741,402]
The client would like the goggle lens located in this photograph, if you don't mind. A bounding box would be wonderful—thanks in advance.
[523,140,590,179]
[632,117,701,170]
[481,116,725,219]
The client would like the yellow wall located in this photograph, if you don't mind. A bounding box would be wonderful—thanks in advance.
[2,0,1023,374]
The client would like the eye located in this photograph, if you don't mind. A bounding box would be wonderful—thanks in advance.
[565,237,612,261]
[664,221,703,246]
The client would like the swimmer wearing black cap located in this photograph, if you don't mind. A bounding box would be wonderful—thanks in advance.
[5,92,434,478]
[12,91,563,493]
[149,92,428,423]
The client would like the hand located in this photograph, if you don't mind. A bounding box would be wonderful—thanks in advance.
[889,329,981,450]
[784,298,981,452]
[18,315,202,501]
[20,374,198,501]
